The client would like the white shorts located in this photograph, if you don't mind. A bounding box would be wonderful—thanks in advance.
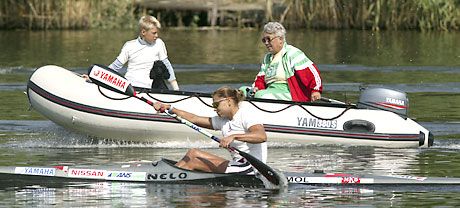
[225,159,254,175]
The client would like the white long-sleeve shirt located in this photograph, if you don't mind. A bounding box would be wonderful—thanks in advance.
[109,37,176,89]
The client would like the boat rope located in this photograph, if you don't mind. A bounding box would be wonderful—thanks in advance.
[146,92,353,121]
[96,88,352,120]
[95,87,213,107]
[97,86,131,100]
[299,104,352,120]
[144,93,202,104]
[195,96,213,108]
[245,100,353,121]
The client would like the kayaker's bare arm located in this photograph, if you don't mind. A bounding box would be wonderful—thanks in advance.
[153,102,213,129]
[219,124,267,148]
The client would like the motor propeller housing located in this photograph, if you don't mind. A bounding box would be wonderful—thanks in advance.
[357,88,409,118]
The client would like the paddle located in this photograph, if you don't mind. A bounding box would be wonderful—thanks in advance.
[87,64,287,188]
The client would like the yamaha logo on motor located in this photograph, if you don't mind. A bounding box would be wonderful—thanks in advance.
[386,97,405,106]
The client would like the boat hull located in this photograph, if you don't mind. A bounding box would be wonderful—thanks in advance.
[27,65,433,148]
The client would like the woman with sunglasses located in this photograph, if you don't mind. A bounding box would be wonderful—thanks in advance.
[153,86,267,174]
[247,22,322,102]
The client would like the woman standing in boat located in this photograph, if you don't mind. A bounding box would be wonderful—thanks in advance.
[247,22,322,102]
[153,87,267,174]
[109,15,179,91]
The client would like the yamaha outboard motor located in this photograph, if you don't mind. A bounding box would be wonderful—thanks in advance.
[357,88,409,118]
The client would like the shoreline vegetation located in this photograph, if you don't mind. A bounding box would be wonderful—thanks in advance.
[0,0,458,31]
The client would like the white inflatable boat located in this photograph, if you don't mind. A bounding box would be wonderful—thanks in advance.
[26,65,433,148]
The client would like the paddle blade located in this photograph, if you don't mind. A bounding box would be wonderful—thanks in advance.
[88,64,136,96]
[236,149,287,187]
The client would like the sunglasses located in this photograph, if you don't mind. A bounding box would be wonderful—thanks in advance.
[212,98,228,108]
[261,36,277,44]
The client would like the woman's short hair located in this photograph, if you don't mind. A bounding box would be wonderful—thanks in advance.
[263,22,286,40]
[139,15,161,31]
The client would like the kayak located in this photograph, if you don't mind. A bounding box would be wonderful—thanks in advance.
[0,159,260,187]
[2,158,459,187]
[26,65,433,148]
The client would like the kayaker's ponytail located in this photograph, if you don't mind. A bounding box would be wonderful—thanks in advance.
[212,86,245,105]
[235,89,245,103]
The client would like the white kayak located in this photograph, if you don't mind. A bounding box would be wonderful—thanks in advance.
[1,158,459,187]
[26,65,433,148]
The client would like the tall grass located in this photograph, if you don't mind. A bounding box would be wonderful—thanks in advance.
[279,0,460,31]
[0,0,458,30]
[0,0,135,29]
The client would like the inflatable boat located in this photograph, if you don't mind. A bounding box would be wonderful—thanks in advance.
[26,65,433,148]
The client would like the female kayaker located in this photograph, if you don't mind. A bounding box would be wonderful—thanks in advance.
[153,86,267,174]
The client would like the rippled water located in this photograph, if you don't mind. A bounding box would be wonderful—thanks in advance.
[1,29,460,207]
[1,120,460,207]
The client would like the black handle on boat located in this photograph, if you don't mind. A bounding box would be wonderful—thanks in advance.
[320,97,354,105]
[87,64,287,188]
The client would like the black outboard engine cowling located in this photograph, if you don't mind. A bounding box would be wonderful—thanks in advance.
[357,88,409,118]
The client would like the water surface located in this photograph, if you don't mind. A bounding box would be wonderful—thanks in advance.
[0,29,459,207]
[1,29,459,67]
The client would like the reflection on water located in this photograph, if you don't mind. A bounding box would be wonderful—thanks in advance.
[1,120,460,175]
[0,131,459,178]
[0,125,460,206]
[0,30,459,68]
[2,180,460,207]
[9,183,148,207]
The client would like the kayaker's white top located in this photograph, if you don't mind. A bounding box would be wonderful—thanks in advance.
[211,104,267,163]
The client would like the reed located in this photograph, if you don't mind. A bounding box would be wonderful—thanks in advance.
[0,0,135,29]
[280,0,459,31]
[0,0,458,30]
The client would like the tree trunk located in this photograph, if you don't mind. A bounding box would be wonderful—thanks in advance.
[265,0,273,22]
[210,0,218,27]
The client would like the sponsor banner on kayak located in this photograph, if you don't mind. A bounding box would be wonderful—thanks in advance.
[106,171,146,181]
[54,165,69,173]
[287,176,374,184]
[68,168,107,179]
[14,167,56,176]
[146,172,188,181]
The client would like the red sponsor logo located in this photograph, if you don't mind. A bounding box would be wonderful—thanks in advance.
[70,169,105,177]
[325,173,361,184]
[54,165,68,172]
[341,177,361,184]
[92,69,126,89]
